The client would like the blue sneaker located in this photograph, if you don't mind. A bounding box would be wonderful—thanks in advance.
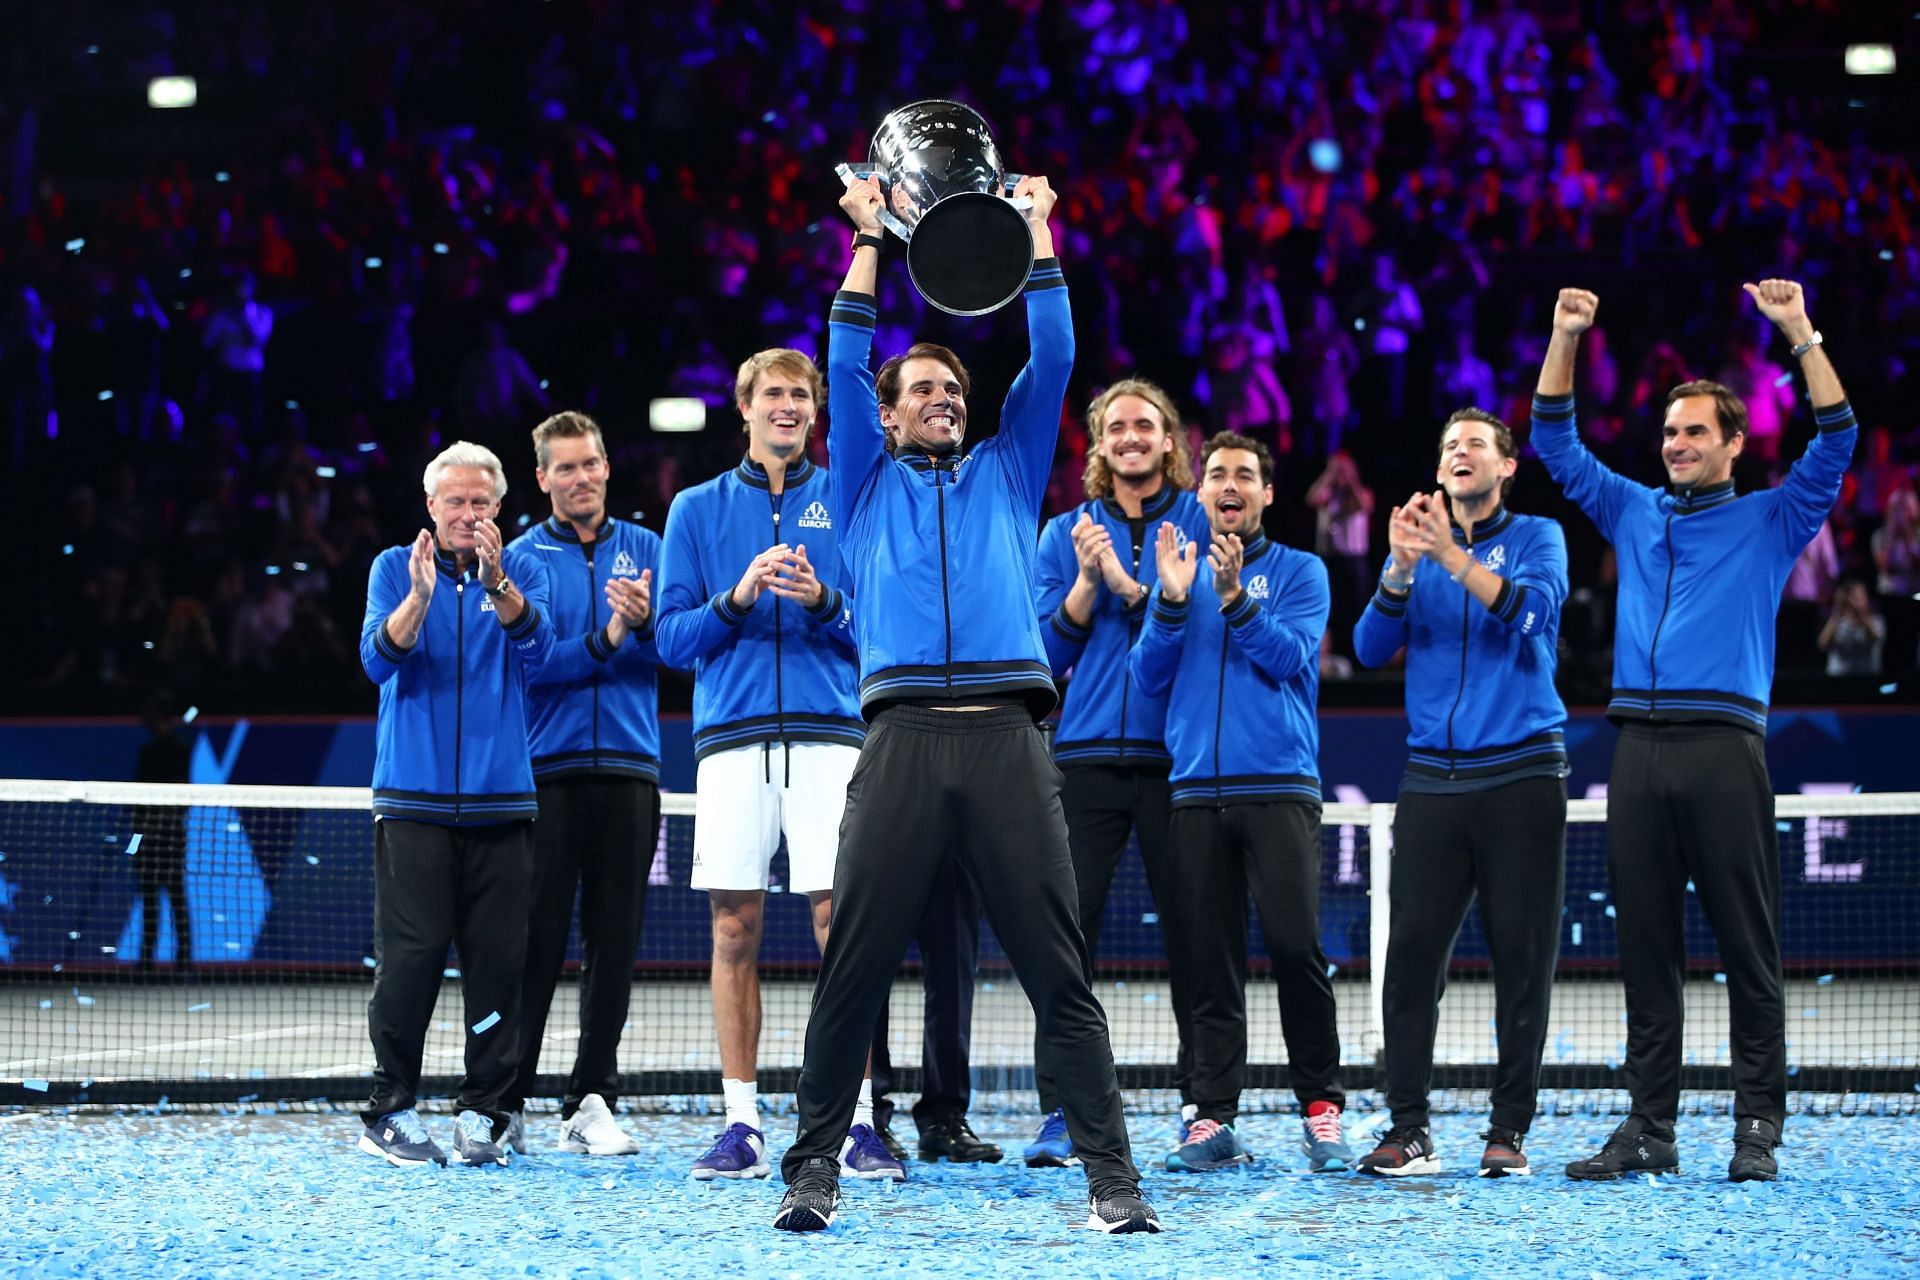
[840,1123,907,1180]
[451,1109,508,1167]
[1023,1108,1079,1168]
[358,1108,447,1167]
[1167,1118,1253,1172]
[691,1122,770,1180]
[1301,1102,1355,1172]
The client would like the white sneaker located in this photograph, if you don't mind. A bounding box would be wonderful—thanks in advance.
[559,1094,639,1156]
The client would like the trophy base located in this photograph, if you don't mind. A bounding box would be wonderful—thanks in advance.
[906,193,1035,317]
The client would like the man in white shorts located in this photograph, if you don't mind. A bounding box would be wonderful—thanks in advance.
[654,348,898,1181]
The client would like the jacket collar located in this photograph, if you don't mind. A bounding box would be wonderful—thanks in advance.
[433,540,467,581]
[1099,481,1180,522]
[544,512,615,543]
[736,454,816,491]
[1450,504,1512,545]
[1669,478,1737,513]
[1238,530,1272,560]
[898,447,962,475]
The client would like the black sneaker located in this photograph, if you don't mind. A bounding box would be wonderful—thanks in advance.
[1357,1125,1440,1177]
[772,1157,841,1232]
[1728,1117,1780,1183]
[1565,1117,1680,1181]
[1086,1180,1162,1234]
[874,1118,909,1164]
[1478,1125,1531,1178]
[918,1116,1003,1164]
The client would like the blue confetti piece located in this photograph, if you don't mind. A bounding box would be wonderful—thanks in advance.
[126,833,143,855]
[444,967,461,979]
[1772,372,1794,387]
[74,992,95,1007]
[1587,891,1606,902]
[1605,905,1617,918]
[24,1078,49,1092]
[1801,1008,1819,1018]
[1140,912,1159,925]
[1571,923,1583,946]
[1775,821,1792,832]
[472,1011,501,1035]
[1714,973,1728,984]
[362,956,377,969]
[1326,963,1338,978]
[306,855,320,866]
[1879,682,1898,695]
[1817,973,1835,985]
[37,999,52,1009]
[188,1002,211,1013]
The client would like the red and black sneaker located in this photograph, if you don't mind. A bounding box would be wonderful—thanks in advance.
[1356,1125,1440,1177]
[1478,1125,1531,1177]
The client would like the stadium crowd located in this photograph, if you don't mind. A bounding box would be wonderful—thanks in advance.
[2,0,1915,712]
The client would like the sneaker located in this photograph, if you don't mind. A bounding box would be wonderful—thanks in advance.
[450,1109,508,1167]
[874,1119,910,1164]
[1301,1101,1355,1172]
[772,1157,841,1233]
[1565,1117,1680,1181]
[503,1111,527,1156]
[1479,1125,1531,1177]
[1023,1108,1079,1168]
[1357,1125,1440,1177]
[691,1121,770,1180]
[917,1115,1004,1163]
[840,1123,907,1181]
[358,1108,447,1167]
[1086,1179,1163,1234]
[1728,1117,1780,1183]
[560,1094,639,1156]
[1166,1118,1252,1172]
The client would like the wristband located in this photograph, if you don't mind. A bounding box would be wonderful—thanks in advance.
[852,232,885,253]
[1789,330,1823,359]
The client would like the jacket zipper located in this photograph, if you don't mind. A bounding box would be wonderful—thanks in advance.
[1117,513,1144,762]
[935,463,954,688]
[771,486,786,755]
[454,575,465,822]
[1646,507,1678,715]
[1443,532,1473,779]
[1212,625,1229,805]
[586,540,599,772]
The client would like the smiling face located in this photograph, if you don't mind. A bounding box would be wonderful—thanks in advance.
[1662,394,1744,488]
[1097,393,1174,486]
[536,432,608,527]
[1199,447,1272,536]
[739,364,817,460]
[881,356,968,453]
[426,465,498,553]
[1436,418,1517,508]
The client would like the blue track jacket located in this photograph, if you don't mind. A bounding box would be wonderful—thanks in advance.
[1129,532,1329,808]
[1532,392,1857,733]
[509,515,664,784]
[1035,486,1211,768]
[826,259,1071,716]
[360,541,553,824]
[653,455,862,761]
[1352,506,1570,793]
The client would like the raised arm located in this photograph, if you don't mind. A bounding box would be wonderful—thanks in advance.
[992,177,1073,514]
[1744,279,1860,554]
[360,539,429,684]
[1531,289,1644,540]
[827,177,888,525]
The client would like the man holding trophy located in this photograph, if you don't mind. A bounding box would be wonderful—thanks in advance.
[773,102,1160,1237]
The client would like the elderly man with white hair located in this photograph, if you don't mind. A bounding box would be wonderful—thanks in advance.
[356,440,553,1169]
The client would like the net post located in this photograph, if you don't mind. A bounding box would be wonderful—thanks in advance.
[1366,801,1394,1063]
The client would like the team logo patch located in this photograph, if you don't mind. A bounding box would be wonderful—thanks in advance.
[480,595,497,614]
[796,501,833,530]
[1481,544,1507,574]
[1246,574,1271,601]
[611,549,641,577]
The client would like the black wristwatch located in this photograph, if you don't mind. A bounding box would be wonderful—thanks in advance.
[483,576,513,599]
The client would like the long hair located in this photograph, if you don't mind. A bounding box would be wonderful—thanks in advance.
[1082,378,1195,500]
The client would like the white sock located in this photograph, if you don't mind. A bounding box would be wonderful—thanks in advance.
[723,1078,760,1132]
[1181,1104,1199,1124]
[852,1079,875,1131]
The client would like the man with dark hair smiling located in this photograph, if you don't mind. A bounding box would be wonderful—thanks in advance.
[1352,408,1569,1179]
[1534,280,1857,1184]
[1131,431,1352,1177]
[772,173,1159,1236]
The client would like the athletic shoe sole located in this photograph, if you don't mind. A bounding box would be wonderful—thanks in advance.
[842,1165,907,1181]
[1566,1165,1680,1182]
[1085,1210,1163,1234]
[1359,1155,1442,1178]
[1165,1152,1253,1172]
[772,1204,836,1232]
[559,1137,640,1156]
[1024,1153,1082,1169]
[690,1163,770,1181]
[1478,1161,1532,1178]
[450,1149,509,1167]
[357,1134,444,1167]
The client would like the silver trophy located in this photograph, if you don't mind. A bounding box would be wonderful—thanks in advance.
[835,100,1034,316]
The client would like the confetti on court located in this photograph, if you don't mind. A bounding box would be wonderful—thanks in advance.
[21,1078,47,1092]
[471,1011,501,1034]
[125,833,142,855]
[188,1003,212,1013]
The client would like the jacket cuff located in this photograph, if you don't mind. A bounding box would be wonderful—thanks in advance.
[1812,400,1857,434]
[1531,392,1576,423]
[1150,593,1190,626]
[1491,579,1526,625]
[502,603,540,640]
[713,589,749,626]
[830,290,878,330]
[587,625,617,662]
[1371,582,1411,617]
[1050,603,1093,642]
[806,586,843,622]
[1025,257,1065,293]
[374,624,415,664]
[1220,591,1260,628]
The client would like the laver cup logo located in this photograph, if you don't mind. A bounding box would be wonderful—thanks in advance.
[797,502,833,530]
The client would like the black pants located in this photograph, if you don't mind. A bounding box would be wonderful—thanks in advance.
[132,809,191,967]
[506,776,659,1118]
[871,858,979,1132]
[1173,800,1343,1123]
[361,818,533,1130]
[1034,764,1193,1114]
[1608,722,1784,1136]
[1383,777,1567,1132]
[784,706,1137,1188]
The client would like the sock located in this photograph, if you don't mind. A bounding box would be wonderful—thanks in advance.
[852,1079,875,1130]
[1181,1104,1198,1124]
[722,1078,760,1132]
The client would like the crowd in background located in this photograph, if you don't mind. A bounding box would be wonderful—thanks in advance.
[2,0,1916,713]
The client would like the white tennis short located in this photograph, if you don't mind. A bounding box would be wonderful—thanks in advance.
[690,741,858,894]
